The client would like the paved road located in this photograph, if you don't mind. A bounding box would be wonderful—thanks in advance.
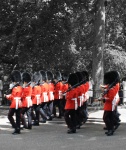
[0,106,126,150]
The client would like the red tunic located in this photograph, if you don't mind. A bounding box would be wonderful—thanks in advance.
[6,86,23,109]
[31,85,41,105]
[103,83,120,111]
[40,83,49,103]
[65,88,78,110]
[62,83,68,100]
[48,83,54,101]
[22,86,32,108]
[62,83,69,93]
[54,82,63,100]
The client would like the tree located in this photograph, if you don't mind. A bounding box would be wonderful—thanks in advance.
[92,0,105,98]
[1,0,126,88]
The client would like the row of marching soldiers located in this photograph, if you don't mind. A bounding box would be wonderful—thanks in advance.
[5,69,90,135]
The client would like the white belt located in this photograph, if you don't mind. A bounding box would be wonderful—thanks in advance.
[79,96,83,107]
[59,91,63,99]
[14,97,21,109]
[43,92,48,102]
[85,92,89,101]
[26,96,32,108]
[82,94,84,103]
[36,94,40,105]
[50,92,54,101]
[72,98,78,110]
[112,93,119,111]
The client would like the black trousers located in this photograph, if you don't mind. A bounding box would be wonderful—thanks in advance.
[103,111,114,130]
[39,103,47,120]
[81,101,88,123]
[47,101,53,117]
[64,109,76,130]
[21,107,32,128]
[8,108,21,130]
[113,107,120,126]
[32,104,40,123]
[76,107,84,126]
[53,99,62,117]
[60,99,66,116]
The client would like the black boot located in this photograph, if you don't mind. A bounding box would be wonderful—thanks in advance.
[41,119,46,123]
[106,130,113,136]
[12,128,20,135]
[67,128,76,134]
[32,121,39,126]
[27,126,32,129]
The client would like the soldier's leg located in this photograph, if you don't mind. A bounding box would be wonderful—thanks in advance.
[8,108,16,128]
[21,107,28,128]
[26,107,32,129]
[39,103,47,123]
[12,108,21,135]
[16,108,21,130]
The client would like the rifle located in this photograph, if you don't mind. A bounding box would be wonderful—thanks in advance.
[32,80,41,88]
[54,80,62,86]
[4,83,20,95]
[97,77,119,102]
[24,82,31,87]
[63,79,87,94]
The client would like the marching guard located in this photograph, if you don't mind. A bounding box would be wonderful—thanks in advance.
[6,70,23,135]
[64,73,79,134]
[81,71,89,123]
[61,73,69,117]
[21,72,32,129]
[39,70,49,123]
[46,71,55,120]
[53,71,63,118]
[100,71,120,136]
[31,72,42,126]
[75,72,85,129]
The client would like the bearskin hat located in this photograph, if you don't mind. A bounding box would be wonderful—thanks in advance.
[32,71,42,84]
[39,70,47,81]
[68,73,79,86]
[46,71,53,81]
[22,72,31,83]
[104,71,120,85]
[54,71,62,81]
[75,72,83,83]
[81,71,89,82]
[10,70,21,82]
[62,73,68,81]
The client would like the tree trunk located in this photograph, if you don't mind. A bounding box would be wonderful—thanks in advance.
[92,0,105,99]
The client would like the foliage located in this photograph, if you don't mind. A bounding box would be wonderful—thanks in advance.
[0,0,126,78]
[104,44,126,78]
[106,0,126,49]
